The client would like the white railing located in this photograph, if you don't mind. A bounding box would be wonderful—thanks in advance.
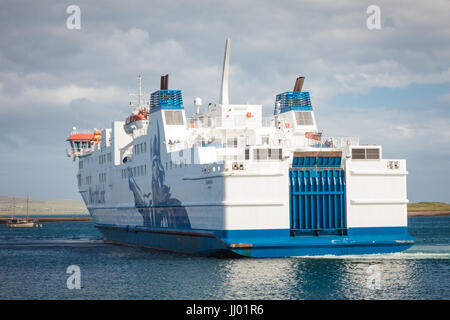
[70,129,95,135]
[322,136,360,148]
[187,115,275,129]
[261,117,275,127]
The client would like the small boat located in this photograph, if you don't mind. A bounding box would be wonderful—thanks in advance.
[7,218,36,228]
[6,195,41,228]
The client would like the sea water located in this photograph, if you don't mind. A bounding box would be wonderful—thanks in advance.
[0,217,448,299]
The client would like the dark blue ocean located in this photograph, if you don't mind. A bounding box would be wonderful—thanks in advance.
[0,217,449,300]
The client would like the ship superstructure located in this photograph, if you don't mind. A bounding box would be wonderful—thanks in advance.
[66,38,415,257]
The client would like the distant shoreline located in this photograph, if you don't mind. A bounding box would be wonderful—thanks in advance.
[0,211,448,225]
[0,216,92,224]
[408,211,450,217]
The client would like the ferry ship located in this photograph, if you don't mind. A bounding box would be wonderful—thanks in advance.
[66,38,415,257]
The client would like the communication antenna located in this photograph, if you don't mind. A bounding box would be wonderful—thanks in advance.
[138,75,142,108]
[129,75,149,110]
[194,97,202,114]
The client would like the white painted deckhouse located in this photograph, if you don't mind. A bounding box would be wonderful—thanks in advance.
[66,38,415,257]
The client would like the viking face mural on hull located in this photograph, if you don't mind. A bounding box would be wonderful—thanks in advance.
[128,122,191,229]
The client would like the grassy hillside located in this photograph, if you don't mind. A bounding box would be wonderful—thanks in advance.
[0,195,88,216]
[408,202,450,212]
[1,195,448,216]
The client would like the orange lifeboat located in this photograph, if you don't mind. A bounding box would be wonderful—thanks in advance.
[125,108,149,125]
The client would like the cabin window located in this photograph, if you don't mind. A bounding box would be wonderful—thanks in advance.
[245,148,250,160]
[366,148,380,160]
[352,148,380,160]
[352,148,365,159]
[253,148,282,160]
[164,110,184,125]
[254,148,268,160]
[261,136,269,145]
[227,137,237,148]
[99,154,106,164]
[268,148,282,160]
[99,173,106,183]
[79,161,83,169]
[295,111,314,126]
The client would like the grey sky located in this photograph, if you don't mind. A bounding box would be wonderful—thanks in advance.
[0,0,449,202]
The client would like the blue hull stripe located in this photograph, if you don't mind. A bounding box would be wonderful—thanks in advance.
[95,224,416,258]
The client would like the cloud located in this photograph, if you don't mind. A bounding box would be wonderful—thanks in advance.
[0,0,449,200]
[437,92,450,105]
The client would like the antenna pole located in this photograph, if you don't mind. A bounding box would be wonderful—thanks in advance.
[219,38,231,106]
[138,75,142,108]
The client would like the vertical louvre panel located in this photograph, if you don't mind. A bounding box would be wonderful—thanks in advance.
[289,168,347,235]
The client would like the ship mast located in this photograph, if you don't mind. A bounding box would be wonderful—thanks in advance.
[26,194,29,220]
[11,196,15,219]
[219,38,231,106]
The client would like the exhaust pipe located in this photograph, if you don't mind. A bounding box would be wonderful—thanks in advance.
[160,74,169,90]
[293,76,305,92]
